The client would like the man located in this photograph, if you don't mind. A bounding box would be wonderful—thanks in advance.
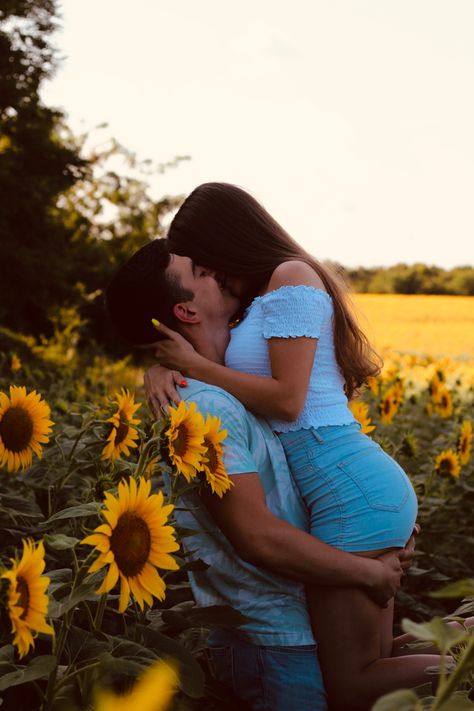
[105,239,414,711]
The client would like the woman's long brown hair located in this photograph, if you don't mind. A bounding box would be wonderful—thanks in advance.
[167,182,381,398]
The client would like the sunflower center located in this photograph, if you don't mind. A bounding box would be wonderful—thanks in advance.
[16,576,30,618]
[439,458,453,474]
[382,399,392,415]
[110,512,151,577]
[173,425,189,457]
[0,407,34,452]
[114,420,130,447]
[204,442,219,473]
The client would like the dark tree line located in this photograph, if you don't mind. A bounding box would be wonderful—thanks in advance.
[344,263,474,296]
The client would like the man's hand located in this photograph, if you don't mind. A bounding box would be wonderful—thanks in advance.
[364,524,420,607]
[399,523,420,572]
[144,364,185,417]
[365,551,404,608]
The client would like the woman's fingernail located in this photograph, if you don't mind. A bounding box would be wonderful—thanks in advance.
[179,379,188,387]
[151,318,160,328]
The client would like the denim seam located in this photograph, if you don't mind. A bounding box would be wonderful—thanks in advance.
[307,463,346,548]
[337,459,410,512]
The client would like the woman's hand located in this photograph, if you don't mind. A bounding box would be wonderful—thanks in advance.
[144,364,187,417]
[152,321,199,372]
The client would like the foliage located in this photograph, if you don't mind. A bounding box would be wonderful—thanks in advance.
[0,366,240,710]
[0,0,186,349]
[1,294,474,707]
[345,264,474,296]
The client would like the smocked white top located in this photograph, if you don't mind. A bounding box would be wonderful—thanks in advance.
[225,285,357,432]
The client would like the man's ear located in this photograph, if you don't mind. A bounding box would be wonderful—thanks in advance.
[172,301,200,324]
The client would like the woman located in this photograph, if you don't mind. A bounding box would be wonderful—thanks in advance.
[146,183,443,709]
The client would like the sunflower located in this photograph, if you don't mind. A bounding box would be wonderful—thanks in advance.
[81,477,179,612]
[0,385,54,472]
[349,401,375,435]
[457,420,472,466]
[366,376,379,396]
[1,539,54,658]
[10,354,21,372]
[101,389,141,462]
[164,401,207,482]
[433,387,453,418]
[95,658,179,711]
[200,414,233,498]
[379,388,399,425]
[390,379,405,406]
[434,448,461,478]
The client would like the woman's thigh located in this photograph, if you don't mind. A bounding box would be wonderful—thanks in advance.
[306,584,392,699]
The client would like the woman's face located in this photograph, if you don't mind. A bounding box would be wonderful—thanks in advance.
[217,274,248,300]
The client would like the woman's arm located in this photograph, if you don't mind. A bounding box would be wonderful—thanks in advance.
[151,327,316,420]
[180,337,317,421]
[152,261,323,421]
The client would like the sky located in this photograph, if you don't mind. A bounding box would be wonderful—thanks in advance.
[41,0,474,269]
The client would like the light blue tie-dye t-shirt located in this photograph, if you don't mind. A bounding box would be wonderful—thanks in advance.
[173,378,314,646]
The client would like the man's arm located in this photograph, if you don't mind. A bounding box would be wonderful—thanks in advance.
[201,472,412,607]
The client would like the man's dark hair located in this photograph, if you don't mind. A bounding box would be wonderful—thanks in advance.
[105,239,194,345]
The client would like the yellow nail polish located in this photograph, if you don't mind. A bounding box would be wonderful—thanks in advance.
[151,318,160,328]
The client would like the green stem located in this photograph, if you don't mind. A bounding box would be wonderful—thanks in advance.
[432,636,474,710]
[135,436,160,479]
[81,600,96,631]
[53,660,101,693]
[42,615,70,711]
[94,593,107,630]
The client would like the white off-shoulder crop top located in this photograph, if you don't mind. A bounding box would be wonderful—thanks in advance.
[224,285,356,432]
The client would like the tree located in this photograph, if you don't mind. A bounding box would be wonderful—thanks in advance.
[0,0,87,336]
[0,1,185,347]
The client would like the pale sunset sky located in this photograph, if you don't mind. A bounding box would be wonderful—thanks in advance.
[42,0,474,269]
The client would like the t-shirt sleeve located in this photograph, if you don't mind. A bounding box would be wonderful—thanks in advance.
[190,390,258,476]
[261,285,331,339]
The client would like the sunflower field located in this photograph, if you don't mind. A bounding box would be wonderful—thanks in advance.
[0,294,474,711]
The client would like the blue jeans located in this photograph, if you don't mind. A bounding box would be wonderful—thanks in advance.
[208,633,327,710]
[279,423,418,551]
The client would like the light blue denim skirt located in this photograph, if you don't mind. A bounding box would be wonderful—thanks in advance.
[279,423,418,552]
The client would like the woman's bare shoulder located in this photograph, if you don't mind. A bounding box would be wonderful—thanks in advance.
[267,260,327,291]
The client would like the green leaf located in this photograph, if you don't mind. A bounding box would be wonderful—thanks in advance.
[371,688,422,711]
[0,647,14,663]
[431,579,474,599]
[49,577,100,619]
[137,626,205,698]
[65,625,111,663]
[436,694,474,710]
[48,568,74,583]
[43,502,100,525]
[402,617,469,654]
[98,652,145,677]
[0,495,43,518]
[0,655,56,691]
[44,533,80,550]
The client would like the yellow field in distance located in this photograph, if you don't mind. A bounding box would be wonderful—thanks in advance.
[353,294,474,360]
